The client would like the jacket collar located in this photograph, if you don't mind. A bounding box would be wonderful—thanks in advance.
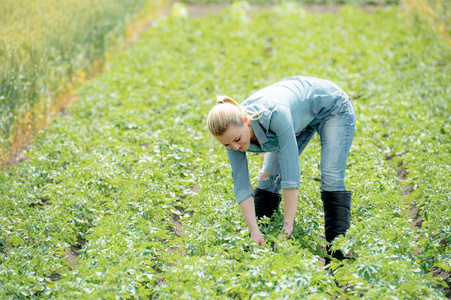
[249,120,278,152]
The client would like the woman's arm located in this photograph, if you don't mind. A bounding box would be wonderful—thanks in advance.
[281,188,298,237]
[239,196,265,245]
[266,105,300,238]
[226,148,253,205]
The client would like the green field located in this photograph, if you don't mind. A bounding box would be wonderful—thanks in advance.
[1,2,450,299]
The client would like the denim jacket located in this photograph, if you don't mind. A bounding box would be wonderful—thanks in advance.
[226,76,348,204]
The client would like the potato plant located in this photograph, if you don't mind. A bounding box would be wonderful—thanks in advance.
[0,2,450,299]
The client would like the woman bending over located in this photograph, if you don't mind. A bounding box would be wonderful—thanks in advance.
[207,76,355,263]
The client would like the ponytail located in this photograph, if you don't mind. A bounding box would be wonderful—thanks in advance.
[216,95,240,106]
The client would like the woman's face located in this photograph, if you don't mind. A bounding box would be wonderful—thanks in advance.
[215,120,251,152]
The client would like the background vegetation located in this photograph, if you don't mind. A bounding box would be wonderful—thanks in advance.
[180,0,397,4]
[1,0,449,165]
[0,0,167,164]
[402,0,451,46]
[1,2,450,298]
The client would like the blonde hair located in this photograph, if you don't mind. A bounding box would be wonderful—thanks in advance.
[207,95,261,136]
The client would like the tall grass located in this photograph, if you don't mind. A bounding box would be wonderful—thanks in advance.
[0,0,168,164]
[402,0,451,46]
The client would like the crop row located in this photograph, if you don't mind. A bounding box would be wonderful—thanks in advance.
[1,2,450,299]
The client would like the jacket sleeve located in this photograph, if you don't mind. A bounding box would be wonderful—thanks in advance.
[226,148,253,204]
[269,104,301,190]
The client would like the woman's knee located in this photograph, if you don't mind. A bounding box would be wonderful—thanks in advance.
[257,172,281,194]
[259,172,270,180]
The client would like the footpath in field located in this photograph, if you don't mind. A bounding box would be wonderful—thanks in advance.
[1,3,450,299]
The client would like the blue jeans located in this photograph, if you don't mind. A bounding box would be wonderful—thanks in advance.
[258,98,355,193]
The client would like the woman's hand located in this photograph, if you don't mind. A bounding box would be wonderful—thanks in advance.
[274,222,293,250]
[239,196,265,246]
[279,222,293,239]
[280,189,298,239]
[250,229,265,246]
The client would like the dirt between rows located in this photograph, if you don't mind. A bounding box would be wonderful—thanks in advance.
[383,151,450,298]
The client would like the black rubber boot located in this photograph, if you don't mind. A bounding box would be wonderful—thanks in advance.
[322,190,352,265]
[253,187,282,219]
